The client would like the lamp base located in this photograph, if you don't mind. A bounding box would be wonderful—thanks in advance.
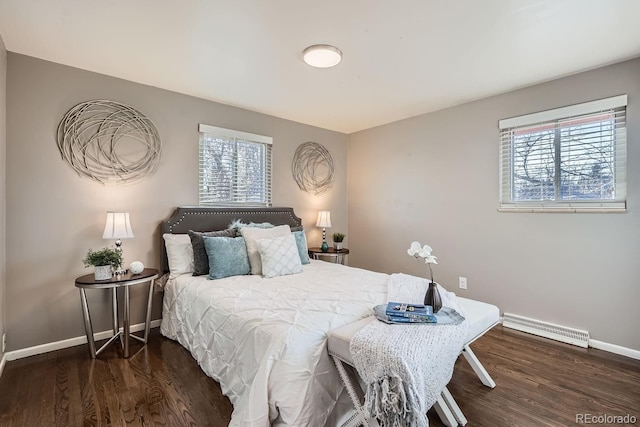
[114,240,127,275]
[321,241,329,252]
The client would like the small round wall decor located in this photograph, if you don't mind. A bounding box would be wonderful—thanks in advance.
[57,100,162,185]
[291,141,334,195]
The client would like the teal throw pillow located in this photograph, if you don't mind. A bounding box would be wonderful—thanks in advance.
[203,236,250,279]
[292,230,310,264]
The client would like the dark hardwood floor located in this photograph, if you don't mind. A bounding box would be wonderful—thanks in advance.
[0,326,638,426]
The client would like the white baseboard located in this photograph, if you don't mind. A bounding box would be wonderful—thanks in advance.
[499,318,640,360]
[589,339,640,360]
[4,319,162,362]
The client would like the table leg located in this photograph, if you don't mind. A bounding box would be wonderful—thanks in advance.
[143,279,155,343]
[123,286,130,358]
[79,289,97,359]
[112,288,118,337]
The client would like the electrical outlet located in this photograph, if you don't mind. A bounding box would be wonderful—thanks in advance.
[2,333,5,353]
[458,277,468,290]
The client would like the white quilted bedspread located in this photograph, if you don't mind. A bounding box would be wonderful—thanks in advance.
[160,260,388,426]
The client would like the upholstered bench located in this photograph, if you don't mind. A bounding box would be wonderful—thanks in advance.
[327,297,499,427]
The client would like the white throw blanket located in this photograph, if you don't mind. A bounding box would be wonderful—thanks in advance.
[349,273,468,426]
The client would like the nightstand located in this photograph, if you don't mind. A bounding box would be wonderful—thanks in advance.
[75,268,158,358]
[308,247,350,265]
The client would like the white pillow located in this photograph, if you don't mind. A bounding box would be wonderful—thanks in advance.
[241,225,291,275]
[163,233,194,279]
[255,235,303,279]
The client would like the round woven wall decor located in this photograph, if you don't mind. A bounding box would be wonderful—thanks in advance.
[292,141,334,195]
[57,100,162,185]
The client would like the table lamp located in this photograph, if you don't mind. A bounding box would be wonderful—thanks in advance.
[316,211,331,252]
[102,212,134,273]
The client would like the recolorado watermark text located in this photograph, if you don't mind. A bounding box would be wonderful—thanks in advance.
[576,413,636,424]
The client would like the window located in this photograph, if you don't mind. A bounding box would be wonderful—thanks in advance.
[199,124,272,207]
[499,95,627,212]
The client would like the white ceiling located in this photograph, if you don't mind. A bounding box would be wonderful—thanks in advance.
[1,0,640,133]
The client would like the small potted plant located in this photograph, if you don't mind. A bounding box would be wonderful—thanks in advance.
[332,232,346,251]
[83,247,123,280]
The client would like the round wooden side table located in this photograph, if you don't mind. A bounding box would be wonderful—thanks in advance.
[75,268,158,358]
[308,247,350,265]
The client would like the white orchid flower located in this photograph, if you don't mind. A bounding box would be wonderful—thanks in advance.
[417,244,433,258]
[408,241,438,283]
[407,241,422,256]
[424,255,438,264]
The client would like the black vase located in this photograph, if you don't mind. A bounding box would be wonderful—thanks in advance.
[424,282,442,313]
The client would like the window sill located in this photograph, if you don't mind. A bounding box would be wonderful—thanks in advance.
[498,205,626,213]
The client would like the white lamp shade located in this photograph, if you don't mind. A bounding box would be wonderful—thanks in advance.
[102,212,134,239]
[316,211,332,228]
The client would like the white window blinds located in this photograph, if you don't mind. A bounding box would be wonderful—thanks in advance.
[199,124,272,207]
[498,95,627,213]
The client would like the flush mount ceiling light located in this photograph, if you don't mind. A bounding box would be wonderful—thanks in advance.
[303,44,342,68]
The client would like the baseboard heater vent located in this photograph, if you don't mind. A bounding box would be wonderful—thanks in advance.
[502,313,589,348]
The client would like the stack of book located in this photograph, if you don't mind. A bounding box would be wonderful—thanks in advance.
[374,302,437,324]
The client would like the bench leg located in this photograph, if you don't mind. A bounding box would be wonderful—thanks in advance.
[462,345,496,388]
[441,386,467,426]
[434,394,459,427]
[332,355,371,427]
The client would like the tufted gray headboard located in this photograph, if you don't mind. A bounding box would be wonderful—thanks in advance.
[160,207,303,273]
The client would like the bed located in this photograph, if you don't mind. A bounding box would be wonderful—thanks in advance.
[159,207,389,426]
[159,207,499,427]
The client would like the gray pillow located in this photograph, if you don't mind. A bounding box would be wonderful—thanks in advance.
[189,228,236,276]
[293,230,310,264]
[203,236,250,279]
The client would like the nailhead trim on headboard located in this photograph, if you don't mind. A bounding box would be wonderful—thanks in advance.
[166,209,300,232]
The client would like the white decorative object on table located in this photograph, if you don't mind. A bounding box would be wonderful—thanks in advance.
[129,261,144,274]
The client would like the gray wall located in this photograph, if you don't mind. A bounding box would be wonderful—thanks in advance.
[5,50,639,353]
[348,58,640,351]
[5,53,348,351]
[0,35,6,361]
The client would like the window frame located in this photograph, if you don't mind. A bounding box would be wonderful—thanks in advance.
[498,95,627,213]
[198,124,273,207]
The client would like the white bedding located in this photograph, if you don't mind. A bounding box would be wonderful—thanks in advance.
[160,259,388,426]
